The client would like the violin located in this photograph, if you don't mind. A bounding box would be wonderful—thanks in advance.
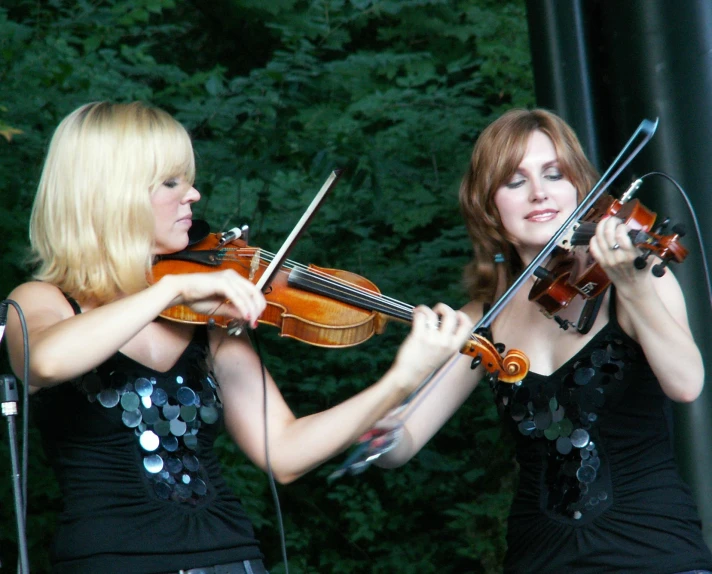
[152,223,530,383]
[528,195,688,317]
[477,118,660,336]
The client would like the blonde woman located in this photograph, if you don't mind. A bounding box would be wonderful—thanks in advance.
[5,101,473,574]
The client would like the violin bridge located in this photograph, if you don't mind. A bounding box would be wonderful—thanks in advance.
[249,249,261,281]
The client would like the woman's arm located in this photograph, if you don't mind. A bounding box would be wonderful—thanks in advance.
[213,303,474,483]
[590,216,704,402]
[375,300,486,468]
[5,270,266,390]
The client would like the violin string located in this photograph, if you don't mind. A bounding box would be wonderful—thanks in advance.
[224,247,416,318]
[283,260,414,314]
[277,254,484,344]
[290,269,414,319]
[221,247,483,345]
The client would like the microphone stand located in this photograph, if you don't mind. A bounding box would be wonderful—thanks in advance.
[1,374,29,574]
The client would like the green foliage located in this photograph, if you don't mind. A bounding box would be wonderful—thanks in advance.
[0,0,533,571]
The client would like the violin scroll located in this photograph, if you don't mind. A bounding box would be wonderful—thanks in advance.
[461,334,529,384]
[632,220,687,277]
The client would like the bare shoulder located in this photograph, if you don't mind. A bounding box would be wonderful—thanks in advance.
[7,281,75,322]
[460,299,487,323]
[9,280,66,299]
[5,282,77,390]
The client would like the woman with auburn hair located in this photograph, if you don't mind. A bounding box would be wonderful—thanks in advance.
[5,101,474,574]
[378,108,712,573]
[458,108,599,303]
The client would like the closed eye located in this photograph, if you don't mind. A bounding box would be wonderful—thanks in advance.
[543,165,564,181]
[505,179,525,189]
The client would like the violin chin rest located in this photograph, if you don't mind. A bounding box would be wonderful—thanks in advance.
[188,219,211,245]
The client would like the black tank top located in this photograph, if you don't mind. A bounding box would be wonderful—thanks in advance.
[32,300,262,573]
[490,296,712,572]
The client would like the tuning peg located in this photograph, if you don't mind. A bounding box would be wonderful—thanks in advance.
[533,266,554,281]
[634,254,650,269]
[671,223,686,237]
[554,315,573,330]
[652,216,670,235]
[652,261,667,277]
[470,354,483,370]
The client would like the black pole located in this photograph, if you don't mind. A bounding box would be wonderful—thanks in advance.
[590,0,712,547]
[1,374,29,574]
[526,0,601,168]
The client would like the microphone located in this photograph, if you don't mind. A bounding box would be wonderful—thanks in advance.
[0,300,8,347]
[0,374,18,411]
[619,177,643,203]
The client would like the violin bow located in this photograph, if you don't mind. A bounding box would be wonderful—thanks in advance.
[476,117,659,333]
[227,169,343,335]
[328,351,464,481]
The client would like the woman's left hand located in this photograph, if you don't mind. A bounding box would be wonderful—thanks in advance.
[588,216,649,289]
[587,215,704,402]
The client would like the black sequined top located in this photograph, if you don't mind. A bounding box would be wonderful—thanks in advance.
[492,299,712,573]
[32,307,262,574]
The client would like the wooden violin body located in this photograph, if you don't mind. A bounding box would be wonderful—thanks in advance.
[529,196,688,317]
[153,232,389,348]
[153,226,530,383]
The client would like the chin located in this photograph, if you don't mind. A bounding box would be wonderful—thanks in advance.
[154,235,190,255]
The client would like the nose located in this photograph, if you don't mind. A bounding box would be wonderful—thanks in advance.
[184,185,201,203]
[528,177,548,202]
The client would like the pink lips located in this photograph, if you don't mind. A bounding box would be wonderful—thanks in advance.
[525,209,558,222]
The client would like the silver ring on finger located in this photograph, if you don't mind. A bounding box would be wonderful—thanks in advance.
[611,243,620,250]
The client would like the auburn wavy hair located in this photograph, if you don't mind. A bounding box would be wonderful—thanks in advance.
[459,108,599,302]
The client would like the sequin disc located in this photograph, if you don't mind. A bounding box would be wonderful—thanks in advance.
[139,430,160,452]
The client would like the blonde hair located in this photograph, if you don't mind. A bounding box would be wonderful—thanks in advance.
[30,101,195,304]
[459,108,599,301]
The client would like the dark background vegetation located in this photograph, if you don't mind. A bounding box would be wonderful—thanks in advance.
[0,1,534,572]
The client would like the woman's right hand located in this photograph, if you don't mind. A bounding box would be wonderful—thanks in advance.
[163,269,267,327]
[390,303,474,393]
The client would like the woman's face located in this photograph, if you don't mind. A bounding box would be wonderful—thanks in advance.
[493,130,577,261]
[151,175,200,255]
